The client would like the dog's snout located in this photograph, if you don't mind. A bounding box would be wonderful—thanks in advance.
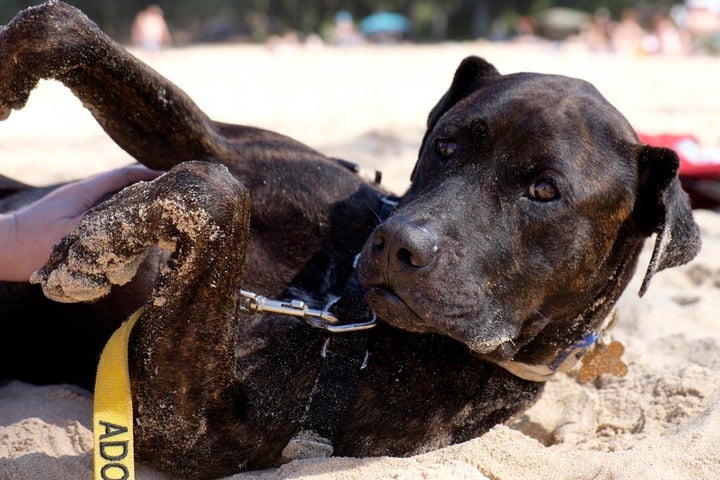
[371,215,439,270]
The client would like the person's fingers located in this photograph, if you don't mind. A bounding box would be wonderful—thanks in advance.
[81,164,164,197]
[48,164,164,211]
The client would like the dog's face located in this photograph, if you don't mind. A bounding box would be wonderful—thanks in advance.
[358,57,700,362]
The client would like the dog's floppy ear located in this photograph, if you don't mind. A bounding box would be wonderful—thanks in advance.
[426,56,500,132]
[634,145,701,296]
[412,56,499,183]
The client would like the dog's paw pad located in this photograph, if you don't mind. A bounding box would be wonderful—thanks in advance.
[30,265,110,303]
[31,266,111,303]
[30,248,146,303]
[92,251,146,285]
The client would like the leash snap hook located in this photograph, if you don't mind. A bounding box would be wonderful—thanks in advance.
[238,290,377,333]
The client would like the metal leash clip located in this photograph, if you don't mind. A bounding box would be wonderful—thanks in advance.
[238,290,377,333]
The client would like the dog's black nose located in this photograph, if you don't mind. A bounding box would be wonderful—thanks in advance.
[370,214,439,270]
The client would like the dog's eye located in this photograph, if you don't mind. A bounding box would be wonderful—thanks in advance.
[528,179,559,201]
[436,140,458,158]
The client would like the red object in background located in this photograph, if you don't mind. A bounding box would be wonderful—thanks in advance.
[638,133,720,178]
[638,132,720,209]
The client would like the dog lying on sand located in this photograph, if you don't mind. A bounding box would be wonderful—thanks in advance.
[0,2,701,478]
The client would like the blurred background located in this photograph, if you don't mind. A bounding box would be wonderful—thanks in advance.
[0,0,719,54]
[1,0,719,203]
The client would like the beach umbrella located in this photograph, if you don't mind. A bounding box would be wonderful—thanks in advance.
[359,12,410,36]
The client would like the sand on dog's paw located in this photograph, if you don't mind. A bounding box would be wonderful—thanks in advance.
[30,266,111,303]
[30,247,146,303]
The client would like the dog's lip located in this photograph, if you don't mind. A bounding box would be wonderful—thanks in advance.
[365,285,520,355]
[364,285,429,331]
[366,285,406,309]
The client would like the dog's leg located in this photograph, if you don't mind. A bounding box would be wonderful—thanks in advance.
[32,161,252,477]
[0,2,233,170]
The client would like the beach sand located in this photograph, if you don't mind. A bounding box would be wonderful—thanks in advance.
[1,41,719,479]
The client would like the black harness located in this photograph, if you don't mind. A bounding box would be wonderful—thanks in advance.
[281,190,399,461]
[240,159,398,461]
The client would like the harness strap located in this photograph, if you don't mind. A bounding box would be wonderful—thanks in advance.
[281,332,369,461]
[281,270,375,461]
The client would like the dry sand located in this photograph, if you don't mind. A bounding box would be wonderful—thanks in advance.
[1,41,719,479]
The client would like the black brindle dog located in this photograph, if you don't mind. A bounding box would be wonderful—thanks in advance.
[0,2,701,478]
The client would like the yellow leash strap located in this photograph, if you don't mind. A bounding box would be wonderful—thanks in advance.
[93,308,142,480]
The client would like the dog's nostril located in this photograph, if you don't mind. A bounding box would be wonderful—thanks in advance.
[400,236,437,268]
[397,247,413,266]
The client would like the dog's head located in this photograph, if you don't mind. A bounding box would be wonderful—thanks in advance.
[357,56,700,365]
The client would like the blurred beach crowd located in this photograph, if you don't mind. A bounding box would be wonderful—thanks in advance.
[127,1,720,56]
[571,0,720,55]
[328,0,720,55]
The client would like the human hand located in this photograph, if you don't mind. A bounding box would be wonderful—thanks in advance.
[0,165,162,282]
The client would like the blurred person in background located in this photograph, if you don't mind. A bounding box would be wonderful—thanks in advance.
[685,0,720,52]
[131,5,172,51]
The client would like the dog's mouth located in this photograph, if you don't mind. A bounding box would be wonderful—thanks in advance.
[364,285,432,334]
[363,282,518,356]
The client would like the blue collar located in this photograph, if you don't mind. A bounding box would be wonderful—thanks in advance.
[492,313,625,383]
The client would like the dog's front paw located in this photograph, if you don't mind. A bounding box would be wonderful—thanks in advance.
[0,2,97,118]
[30,228,147,303]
